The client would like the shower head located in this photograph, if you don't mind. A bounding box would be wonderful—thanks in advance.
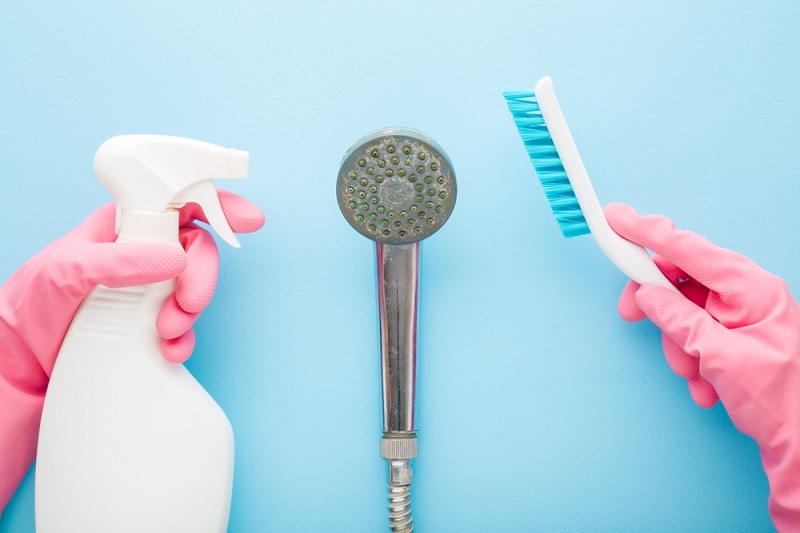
[337,127,457,245]
[337,127,456,532]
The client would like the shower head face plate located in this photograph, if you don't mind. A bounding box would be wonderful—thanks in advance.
[337,127,457,245]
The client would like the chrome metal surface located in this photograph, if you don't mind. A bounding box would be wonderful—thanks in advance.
[387,460,413,532]
[380,437,418,460]
[376,242,419,434]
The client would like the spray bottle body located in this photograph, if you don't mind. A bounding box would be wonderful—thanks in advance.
[36,214,234,533]
[35,135,248,532]
[36,220,234,533]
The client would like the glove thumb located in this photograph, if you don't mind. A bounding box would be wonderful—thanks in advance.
[67,242,187,293]
[635,284,728,359]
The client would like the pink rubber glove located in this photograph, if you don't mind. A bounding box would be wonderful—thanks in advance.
[0,190,264,514]
[605,202,800,531]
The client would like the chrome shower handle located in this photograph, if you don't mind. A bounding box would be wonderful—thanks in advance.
[376,242,419,436]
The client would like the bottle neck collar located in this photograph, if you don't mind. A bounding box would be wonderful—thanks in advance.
[117,209,179,243]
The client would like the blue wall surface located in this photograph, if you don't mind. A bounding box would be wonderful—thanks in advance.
[2,1,798,531]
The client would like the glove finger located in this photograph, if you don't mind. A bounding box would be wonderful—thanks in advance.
[661,332,699,377]
[62,203,118,243]
[618,253,691,322]
[661,327,719,407]
[179,189,265,234]
[618,253,690,322]
[175,225,219,314]
[157,295,200,340]
[634,284,728,358]
[687,372,719,408]
[161,329,195,364]
[618,280,645,322]
[64,242,186,294]
[604,203,765,304]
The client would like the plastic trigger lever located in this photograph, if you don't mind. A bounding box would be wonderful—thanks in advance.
[171,181,240,248]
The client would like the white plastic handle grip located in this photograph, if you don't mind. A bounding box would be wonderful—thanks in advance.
[535,77,678,292]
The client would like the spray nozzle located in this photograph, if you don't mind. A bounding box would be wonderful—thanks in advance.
[94,135,248,247]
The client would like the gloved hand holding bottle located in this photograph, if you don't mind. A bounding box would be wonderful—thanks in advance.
[0,190,264,515]
[605,202,800,532]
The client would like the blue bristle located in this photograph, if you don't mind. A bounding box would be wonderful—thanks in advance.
[502,90,589,238]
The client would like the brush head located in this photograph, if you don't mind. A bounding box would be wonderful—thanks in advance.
[337,127,457,245]
[503,90,590,238]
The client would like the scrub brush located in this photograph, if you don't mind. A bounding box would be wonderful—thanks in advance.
[503,76,677,292]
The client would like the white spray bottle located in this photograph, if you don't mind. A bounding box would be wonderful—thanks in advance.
[35,135,248,533]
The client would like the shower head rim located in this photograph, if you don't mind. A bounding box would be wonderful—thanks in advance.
[336,127,457,245]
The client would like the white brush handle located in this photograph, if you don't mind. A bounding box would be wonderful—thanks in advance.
[535,77,678,292]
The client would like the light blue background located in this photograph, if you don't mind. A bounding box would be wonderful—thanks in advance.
[1,1,798,531]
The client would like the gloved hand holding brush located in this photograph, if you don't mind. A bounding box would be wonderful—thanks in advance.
[0,190,264,514]
[605,202,800,532]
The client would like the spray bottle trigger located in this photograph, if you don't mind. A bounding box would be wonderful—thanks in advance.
[171,181,241,248]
